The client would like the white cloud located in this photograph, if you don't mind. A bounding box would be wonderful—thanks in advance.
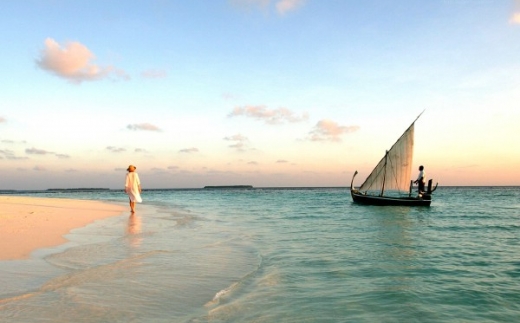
[229,105,308,124]
[179,147,199,153]
[127,123,162,132]
[141,69,168,79]
[25,147,69,158]
[0,149,28,160]
[36,38,129,83]
[26,147,50,155]
[106,146,126,153]
[308,120,359,142]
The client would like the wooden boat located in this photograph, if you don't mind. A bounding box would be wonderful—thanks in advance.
[350,112,437,206]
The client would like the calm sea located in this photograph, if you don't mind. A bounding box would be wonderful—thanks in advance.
[1,187,520,323]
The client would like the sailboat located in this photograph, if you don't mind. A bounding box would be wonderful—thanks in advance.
[350,112,437,206]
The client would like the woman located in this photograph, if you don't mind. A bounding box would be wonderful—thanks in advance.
[125,165,142,213]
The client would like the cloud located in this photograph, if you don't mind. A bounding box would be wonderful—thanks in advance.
[0,117,6,123]
[308,120,360,142]
[179,147,199,153]
[0,149,28,160]
[276,159,289,163]
[151,167,169,174]
[33,166,46,171]
[141,69,168,79]
[2,139,23,144]
[106,146,126,153]
[230,0,304,15]
[127,123,162,132]
[25,147,70,158]
[135,148,148,153]
[222,92,238,101]
[224,134,249,151]
[228,105,308,124]
[36,38,129,83]
[229,0,270,11]
[25,147,50,155]
[275,0,305,15]
[511,12,520,24]
[247,161,259,165]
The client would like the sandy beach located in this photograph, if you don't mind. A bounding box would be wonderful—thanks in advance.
[0,196,126,260]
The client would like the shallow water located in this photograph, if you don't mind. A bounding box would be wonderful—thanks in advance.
[1,187,520,322]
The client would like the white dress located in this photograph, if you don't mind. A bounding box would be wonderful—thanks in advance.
[125,172,142,203]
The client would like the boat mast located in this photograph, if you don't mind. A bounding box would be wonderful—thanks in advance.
[380,150,388,196]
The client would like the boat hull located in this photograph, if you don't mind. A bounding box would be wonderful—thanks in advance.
[351,190,431,206]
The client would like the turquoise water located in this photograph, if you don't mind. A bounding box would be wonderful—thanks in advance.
[1,187,520,322]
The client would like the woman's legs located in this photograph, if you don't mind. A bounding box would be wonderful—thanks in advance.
[129,199,135,213]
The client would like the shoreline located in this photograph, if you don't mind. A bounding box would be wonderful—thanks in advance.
[0,196,126,261]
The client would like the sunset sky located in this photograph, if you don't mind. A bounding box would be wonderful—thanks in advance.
[1,0,520,190]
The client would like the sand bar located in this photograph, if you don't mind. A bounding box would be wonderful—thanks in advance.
[0,196,126,260]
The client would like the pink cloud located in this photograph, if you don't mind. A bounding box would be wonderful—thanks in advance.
[230,0,304,15]
[36,38,129,83]
[127,123,162,132]
[511,12,520,24]
[276,0,305,15]
[224,134,249,151]
[308,120,360,142]
[229,105,308,124]
[0,117,6,123]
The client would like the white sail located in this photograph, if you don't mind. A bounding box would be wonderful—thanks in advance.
[358,122,415,195]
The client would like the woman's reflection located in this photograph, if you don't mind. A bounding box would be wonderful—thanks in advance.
[126,213,142,247]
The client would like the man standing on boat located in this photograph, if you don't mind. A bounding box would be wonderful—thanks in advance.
[414,165,426,194]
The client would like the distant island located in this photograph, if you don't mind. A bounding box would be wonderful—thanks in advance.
[46,188,111,192]
[203,185,253,189]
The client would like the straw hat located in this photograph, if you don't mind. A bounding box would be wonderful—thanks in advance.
[127,165,136,171]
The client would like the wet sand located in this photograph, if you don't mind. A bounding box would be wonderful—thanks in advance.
[0,196,126,260]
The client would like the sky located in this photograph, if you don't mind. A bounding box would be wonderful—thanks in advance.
[1,0,520,190]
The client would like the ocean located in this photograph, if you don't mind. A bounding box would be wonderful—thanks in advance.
[1,187,520,322]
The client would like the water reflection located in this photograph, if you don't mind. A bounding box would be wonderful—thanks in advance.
[126,214,142,247]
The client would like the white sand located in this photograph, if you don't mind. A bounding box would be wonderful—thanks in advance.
[0,196,126,260]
